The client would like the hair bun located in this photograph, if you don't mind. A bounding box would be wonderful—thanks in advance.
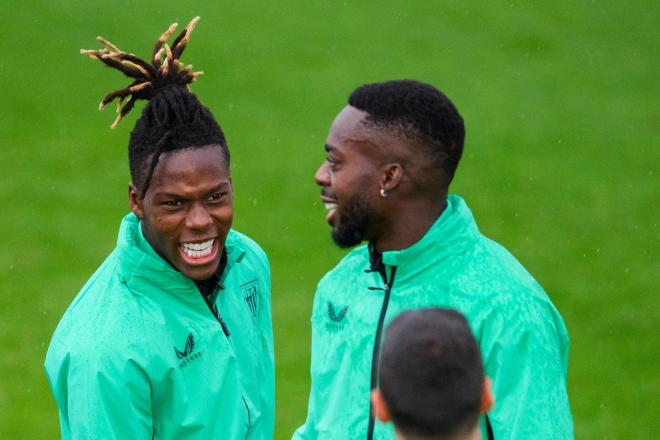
[81,16,204,129]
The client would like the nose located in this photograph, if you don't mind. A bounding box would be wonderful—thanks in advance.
[314,161,330,187]
[185,202,212,230]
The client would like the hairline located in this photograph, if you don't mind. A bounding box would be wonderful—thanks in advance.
[134,143,230,197]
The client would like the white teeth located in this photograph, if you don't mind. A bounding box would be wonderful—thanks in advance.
[324,203,337,210]
[181,239,214,258]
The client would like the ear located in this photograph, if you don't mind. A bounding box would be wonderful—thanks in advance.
[380,163,404,193]
[370,389,392,422]
[128,183,145,219]
[481,377,494,414]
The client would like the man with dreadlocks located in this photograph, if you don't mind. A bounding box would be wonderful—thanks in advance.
[45,18,274,439]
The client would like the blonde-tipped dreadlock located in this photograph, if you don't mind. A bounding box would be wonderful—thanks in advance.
[82,17,229,198]
[81,16,204,129]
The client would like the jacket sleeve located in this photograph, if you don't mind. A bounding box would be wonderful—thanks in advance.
[46,344,152,440]
[257,248,276,439]
[292,398,319,440]
[291,284,324,440]
[479,302,573,439]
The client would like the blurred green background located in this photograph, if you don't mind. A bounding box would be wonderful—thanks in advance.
[1,1,658,438]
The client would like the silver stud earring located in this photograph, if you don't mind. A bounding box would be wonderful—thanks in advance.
[380,188,388,198]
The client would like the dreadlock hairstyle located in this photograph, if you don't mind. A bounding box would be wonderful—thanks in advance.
[81,17,229,197]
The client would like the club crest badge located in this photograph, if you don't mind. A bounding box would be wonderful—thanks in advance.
[241,279,260,318]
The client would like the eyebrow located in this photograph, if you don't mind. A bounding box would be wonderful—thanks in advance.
[154,182,230,199]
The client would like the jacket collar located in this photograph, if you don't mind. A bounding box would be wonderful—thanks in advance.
[116,213,244,304]
[380,195,480,271]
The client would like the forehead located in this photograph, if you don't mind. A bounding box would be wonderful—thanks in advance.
[329,105,368,137]
[149,145,229,190]
[327,106,372,150]
[327,106,399,161]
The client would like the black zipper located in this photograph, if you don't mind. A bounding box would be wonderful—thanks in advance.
[200,284,231,337]
[366,265,397,440]
[486,413,495,440]
[197,250,231,337]
[210,302,231,337]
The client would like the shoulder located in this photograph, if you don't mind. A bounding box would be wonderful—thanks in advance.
[225,230,271,299]
[443,232,568,337]
[450,229,549,304]
[313,246,370,309]
[318,245,369,286]
[47,252,149,367]
[226,229,269,269]
[464,262,569,362]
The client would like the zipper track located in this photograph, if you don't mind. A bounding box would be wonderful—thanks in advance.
[366,266,397,440]
[211,303,231,337]
[200,287,231,337]
[242,396,252,439]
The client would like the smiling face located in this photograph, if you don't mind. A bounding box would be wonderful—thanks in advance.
[129,145,233,281]
[315,106,385,248]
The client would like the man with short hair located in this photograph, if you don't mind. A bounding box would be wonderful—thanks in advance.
[371,308,494,440]
[294,79,572,439]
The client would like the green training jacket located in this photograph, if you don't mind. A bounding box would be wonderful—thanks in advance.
[45,213,274,439]
[294,195,572,440]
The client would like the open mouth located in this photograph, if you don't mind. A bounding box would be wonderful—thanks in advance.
[321,197,338,225]
[179,238,219,265]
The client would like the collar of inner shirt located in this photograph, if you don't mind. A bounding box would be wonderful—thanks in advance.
[195,248,228,308]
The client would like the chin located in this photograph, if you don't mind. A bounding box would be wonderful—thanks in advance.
[180,261,220,281]
[331,226,365,249]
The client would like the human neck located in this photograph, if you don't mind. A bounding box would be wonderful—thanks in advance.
[395,424,481,440]
[372,196,447,253]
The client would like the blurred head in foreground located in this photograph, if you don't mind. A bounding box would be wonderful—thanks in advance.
[371,308,494,440]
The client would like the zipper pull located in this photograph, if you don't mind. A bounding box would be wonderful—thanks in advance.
[212,304,231,337]
[217,314,231,337]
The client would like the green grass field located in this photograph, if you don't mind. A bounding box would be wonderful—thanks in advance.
[1,1,658,438]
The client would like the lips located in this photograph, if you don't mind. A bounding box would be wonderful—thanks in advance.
[179,238,219,266]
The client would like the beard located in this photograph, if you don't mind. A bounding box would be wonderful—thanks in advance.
[331,193,375,248]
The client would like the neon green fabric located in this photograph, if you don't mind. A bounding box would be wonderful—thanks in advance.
[294,195,572,440]
[45,213,274,439]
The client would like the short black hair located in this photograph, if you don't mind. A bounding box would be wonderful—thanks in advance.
[348,80,464,183]
[81,17,228,197]
[378,308,484,439]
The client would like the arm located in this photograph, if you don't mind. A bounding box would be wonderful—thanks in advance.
[258,250,276,439]
[46,345,152,439]
[291,286,324,440]
[292,397,320,440]
[480,302,573,439]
